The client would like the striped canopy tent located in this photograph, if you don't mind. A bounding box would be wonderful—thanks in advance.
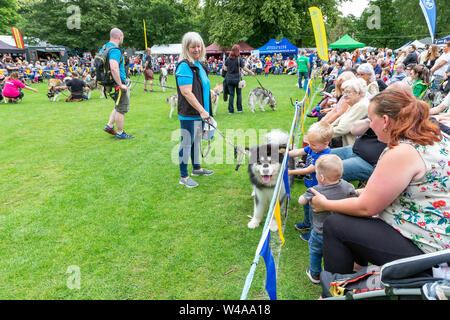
[329,34,365,50]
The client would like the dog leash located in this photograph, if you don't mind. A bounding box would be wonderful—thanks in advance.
[255,76,267,91]
[201,118,248,171]
[129,80,177,90]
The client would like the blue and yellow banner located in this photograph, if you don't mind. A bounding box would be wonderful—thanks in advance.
[259,231,277,300]
[309,7,329,62]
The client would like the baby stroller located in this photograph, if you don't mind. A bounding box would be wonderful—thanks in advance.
[321,250,450,300]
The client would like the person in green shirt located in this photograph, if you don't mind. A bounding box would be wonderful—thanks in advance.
[296,50,310,89]
[410,64,429,99]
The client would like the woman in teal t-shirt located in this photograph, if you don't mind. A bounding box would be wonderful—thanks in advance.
[175,32,214,189]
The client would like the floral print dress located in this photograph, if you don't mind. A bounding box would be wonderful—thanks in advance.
[378,135,450,253]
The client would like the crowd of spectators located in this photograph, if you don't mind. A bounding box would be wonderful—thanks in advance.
[287,41,449,290]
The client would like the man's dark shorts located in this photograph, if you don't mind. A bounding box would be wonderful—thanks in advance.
[112,88,130,114]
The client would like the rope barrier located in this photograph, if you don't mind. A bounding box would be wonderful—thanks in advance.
[240,74,322,300]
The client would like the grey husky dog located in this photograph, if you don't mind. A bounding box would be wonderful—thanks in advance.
[248,87,277,112]
[246,130,294,231]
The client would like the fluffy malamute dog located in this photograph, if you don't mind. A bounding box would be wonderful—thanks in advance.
[248,87,277,112]
[246,130,293,231]
[159,67,168,93]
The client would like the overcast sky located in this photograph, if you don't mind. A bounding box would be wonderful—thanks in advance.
[339,0,370,18]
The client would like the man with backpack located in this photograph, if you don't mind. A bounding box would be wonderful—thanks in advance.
[101,28,135,140]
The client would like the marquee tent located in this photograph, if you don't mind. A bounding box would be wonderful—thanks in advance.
[436,35,450,45]
[236,41,254,54]
[329,34,365,50]
[206,41,254,55]
[396,40,426,51]
[150,44,181,55]
[253,38,298,54]
[206,43,226,54]
[0,40,25,54]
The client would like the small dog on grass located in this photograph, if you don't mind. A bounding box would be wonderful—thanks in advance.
[248,87,277,112]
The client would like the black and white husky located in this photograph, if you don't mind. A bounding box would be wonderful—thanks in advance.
[248,87,277,112]
[159,67,168,92]
[246,130,293,231]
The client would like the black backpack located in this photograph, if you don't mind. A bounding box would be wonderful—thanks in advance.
[94,44,123,88]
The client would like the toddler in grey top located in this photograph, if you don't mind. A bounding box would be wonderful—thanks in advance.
[299,154,358,234]
[299,154,359,283]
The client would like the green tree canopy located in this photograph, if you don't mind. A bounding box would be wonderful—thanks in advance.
[0,0,21,34]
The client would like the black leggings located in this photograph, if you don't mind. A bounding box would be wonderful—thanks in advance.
[323,214,424,274]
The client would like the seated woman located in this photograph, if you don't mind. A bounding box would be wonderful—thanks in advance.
[320,71,356,123]
[2,72,38,103]
[329,78,369,147]
[310,86,450,275]
[357,63,379,100]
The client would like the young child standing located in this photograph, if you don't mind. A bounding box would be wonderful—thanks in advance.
[288,121,333,241]
[298,154,358,283]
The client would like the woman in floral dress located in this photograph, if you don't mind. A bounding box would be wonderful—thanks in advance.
[310,85,449,274]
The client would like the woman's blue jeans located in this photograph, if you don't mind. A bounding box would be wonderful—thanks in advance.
[179,120,202,178]
[331,146,375,182]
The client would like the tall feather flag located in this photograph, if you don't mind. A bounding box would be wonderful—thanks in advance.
[11,27,25,49]
[143,19,148,49]
[309,7,329,62]
[259,231,277,300]
[419,0,436,43]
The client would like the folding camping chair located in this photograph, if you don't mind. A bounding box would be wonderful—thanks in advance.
[321,249,450,300]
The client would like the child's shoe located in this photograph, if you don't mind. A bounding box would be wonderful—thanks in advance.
[294,222,310,232]
[306,267,320,284]
[300,233,310,242]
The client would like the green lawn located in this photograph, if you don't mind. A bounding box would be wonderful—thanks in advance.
[0,73,322,300]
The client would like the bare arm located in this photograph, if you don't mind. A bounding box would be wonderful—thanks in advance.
[298,195,308,205]
[24,85,38,92]
[109,59,127,92]
[351,118,371,136]
[288,164,315,176]
[289,148,306,158]
[430,59,447,75]
[310,143,426,217]
[243,66,255,76]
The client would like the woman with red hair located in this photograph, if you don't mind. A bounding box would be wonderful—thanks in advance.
[223,44,254,114]
[310,85,449,275]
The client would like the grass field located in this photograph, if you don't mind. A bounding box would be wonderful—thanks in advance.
[0,73,323,300]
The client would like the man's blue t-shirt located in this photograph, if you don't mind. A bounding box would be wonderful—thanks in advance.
[303,146,331,188]
[101,42,126,83]
[175,61,210,120]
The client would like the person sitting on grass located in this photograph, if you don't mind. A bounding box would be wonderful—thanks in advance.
[288,121,333,242]
[1,71,38,103]
[298,154,358,284]
[57,71,89,102]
